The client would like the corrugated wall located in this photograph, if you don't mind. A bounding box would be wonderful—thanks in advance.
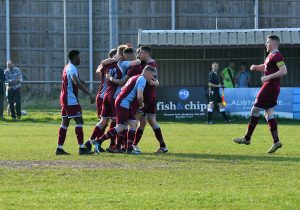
[0,0,299,90]
[153,47,300,87]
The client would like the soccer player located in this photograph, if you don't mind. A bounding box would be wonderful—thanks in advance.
[93,65,158,154]
[105,47,144,152]
[132,46,168,154]
[56,50,95,155]
[207,62,229,124]
[233,35,287,153]
[98,46,141,151]
[84,48,118,152]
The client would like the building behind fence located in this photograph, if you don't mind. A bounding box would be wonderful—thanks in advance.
[0,0,299,103]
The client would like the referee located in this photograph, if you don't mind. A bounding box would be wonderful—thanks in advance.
[207,61,229,124]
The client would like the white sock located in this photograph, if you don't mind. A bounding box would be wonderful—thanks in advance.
[79,144,85,148]
[89,139,93,144]
[57,145,63,149]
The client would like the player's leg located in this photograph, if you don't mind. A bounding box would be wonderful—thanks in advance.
[207,102,215,124]
[233,106,260,145]
[148,114,168,153]
[56,114,70,155]
[264,108,282,153]
[217,103,229,122]
[73,116,92,155]
[115,123,128,152]
[108,118,117,148]
[133,111,145,148]
[94,123,125,154]
[126,119,139,154]
[85,117,109,152]
[93,104,128,154]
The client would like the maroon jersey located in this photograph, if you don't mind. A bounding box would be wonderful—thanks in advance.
[59,63,79,107]
[263,50,284,89]
[104,62,122,98]
[127,64,143,78]
[255,50,285,109]
[97,64,109,99]
[142,60,158,103]
[116,75,146,109]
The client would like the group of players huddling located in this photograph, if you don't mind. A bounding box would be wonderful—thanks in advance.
[56,34,287,155]
[56,44,168,155]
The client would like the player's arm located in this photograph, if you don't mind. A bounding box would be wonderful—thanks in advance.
[108,74,129,86]
[101,54,122,66]
[128,59,141,67]
[148,78,159,86]
[71,75,95,104]
[250,64,265,72]
[96,64,104,74]
[261,64,287,83]
[137,89,144,108]
[208,82,221,88]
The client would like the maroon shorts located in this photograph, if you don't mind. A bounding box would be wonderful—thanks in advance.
[115,98,139,125]
[140,99,156,115]
[254,83,280,110]
[61,105,82,118]
[101,94,116,118]
[96,96,103,118]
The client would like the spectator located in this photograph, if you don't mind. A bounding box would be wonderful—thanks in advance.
[4,60,23,120]
[0,66,4,119]
[221,60,236,88]
[235,62,250,87]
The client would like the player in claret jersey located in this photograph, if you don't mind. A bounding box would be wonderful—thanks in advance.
[93,65,158,154]
[105,47,144,152]
[233,35,287,153]
[133,46,168,154]
[84,48,119,152]
[56,50,95,155]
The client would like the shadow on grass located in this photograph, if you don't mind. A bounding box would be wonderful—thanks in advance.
[140,152,300,163]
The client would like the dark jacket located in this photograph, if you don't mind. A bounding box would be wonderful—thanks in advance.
[0,68,4,95]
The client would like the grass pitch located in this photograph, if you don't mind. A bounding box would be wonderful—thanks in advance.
[0,110,299,209]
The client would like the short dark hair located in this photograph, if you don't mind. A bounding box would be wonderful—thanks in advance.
[108,48,117,58]
[68,50,80,60]
[267,34,280,43]
[123,47,134,54]
[143,65,157,73]
[240,62,247,66]
[140,46,152,55]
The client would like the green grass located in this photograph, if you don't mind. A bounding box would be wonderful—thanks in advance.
[0,110,299,209]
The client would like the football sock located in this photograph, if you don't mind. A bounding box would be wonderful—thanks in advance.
[153,126,166,148]
[98,128,118,143]
[121,129,128,149]
[116,133,125,149]
[79,144,85,148]
[245,115,259,141]
[57,145,63,149]
[90,122,105,140]
[133,127,144,145]
[127,129,136,151]
[58,125,68,146]
[75,124,84,145]
[109,121,117,147]
[267,118,279,143]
